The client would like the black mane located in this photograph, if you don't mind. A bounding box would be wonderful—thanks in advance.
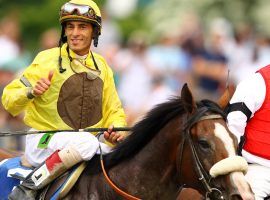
[86,97,223,174]
[103,96,184,168]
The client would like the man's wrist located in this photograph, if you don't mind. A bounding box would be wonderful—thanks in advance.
[26,88,36,99]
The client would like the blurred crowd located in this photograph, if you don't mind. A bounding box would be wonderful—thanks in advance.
[1,10,270,151]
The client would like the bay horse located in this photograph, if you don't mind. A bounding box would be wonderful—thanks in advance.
[58,84,253,200]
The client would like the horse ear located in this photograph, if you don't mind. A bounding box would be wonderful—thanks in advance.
[218,84,236,110]
[181,83,197,114]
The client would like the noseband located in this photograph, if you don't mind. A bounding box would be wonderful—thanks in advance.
[179,107,226,199]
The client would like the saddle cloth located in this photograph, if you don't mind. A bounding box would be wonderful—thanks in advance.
[0,157,86,200]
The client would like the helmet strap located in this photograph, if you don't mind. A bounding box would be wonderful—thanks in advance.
[93,26,99,47]
[58,26,67,73]
[58,24,100,73]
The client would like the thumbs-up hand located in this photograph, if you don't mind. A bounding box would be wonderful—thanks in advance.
[32,70,54,96]
[48,70,54,82]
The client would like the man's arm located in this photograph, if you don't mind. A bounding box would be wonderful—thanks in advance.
[227,73,265,142]
[2,77,33,116]
[101,62,127,145]
[2,56,53,116]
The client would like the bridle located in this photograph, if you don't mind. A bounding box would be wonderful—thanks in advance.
[178,106,226,199]
[98,106,227,200]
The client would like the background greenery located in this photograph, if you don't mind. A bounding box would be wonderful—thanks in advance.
[1,0,270,51]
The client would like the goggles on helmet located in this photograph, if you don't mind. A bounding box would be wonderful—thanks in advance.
[60,3,101,26]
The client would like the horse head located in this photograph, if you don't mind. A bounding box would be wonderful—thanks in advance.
[63,83,253,200]
[178,83,254,200]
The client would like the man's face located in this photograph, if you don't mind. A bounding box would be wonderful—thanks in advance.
[65,21,93,56]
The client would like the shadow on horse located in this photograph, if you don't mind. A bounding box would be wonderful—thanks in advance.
[0,84,254,199]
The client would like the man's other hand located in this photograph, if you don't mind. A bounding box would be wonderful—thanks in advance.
[104,125,126,145]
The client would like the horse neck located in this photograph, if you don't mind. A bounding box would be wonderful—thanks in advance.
[109,118,182,198]
[136,125,178,168]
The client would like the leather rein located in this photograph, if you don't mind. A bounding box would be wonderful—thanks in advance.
[99,107,226,200]
[178,107,226,199]
[97,132,141,200]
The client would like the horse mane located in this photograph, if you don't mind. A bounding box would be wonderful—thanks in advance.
[103,96,184,167]
[86,97,223,174]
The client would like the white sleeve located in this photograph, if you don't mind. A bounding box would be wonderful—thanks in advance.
[227,72,265,142]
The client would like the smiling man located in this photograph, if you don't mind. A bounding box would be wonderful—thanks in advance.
[65,21,93,55]
[3,0,127,199]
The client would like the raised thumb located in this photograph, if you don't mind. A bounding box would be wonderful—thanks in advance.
[48,70,54,82]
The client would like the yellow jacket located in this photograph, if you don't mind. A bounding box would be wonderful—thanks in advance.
[2,44,126,131]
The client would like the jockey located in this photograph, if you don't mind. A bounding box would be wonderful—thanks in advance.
[2,0,127,199]
[227,65,270,199]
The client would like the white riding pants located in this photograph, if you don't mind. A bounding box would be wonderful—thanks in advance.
[245,163,270,200]
[25,131,112,167]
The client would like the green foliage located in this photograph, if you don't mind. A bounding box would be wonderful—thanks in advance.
[1,0,270,51]
[0,0,66,51]
[0,0,107,51]
[144,0,270,40]
[116,9,150,44]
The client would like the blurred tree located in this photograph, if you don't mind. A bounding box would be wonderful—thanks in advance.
[1,0,270,51]
[0,0,106,51]
[145,0,259,39]
[0,0,66,51]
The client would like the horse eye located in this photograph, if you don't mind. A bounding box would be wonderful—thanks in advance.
[198,140,211,150]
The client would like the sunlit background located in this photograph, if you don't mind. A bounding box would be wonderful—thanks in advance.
[1,0,270,151]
